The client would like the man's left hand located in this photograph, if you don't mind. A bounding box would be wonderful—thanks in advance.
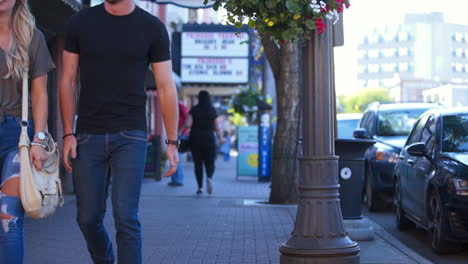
[164,144,179,177]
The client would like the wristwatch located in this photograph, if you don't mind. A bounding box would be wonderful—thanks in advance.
[36,132,46,141]
[165,139,179,149]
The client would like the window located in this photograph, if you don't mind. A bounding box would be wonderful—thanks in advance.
[358,65,368,74]
[378,110,430,137]
[358,50,368,59]
[398,32,409,42]
[442,114,468,152]
[398,47,409,57]
[382,48,396,58]
[398,63,409,72]
[369,64,380,73]
[420,116,436,155]
[407,116,430,145]
[368,49,379,59]
[455,48,464,57]
[382,63,396,72]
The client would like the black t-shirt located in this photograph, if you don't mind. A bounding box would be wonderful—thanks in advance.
[65,4,171,134]
[189,105,218,131]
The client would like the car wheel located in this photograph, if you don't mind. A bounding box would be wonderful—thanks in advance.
[394,177,413,230]
[364,166,383,212]
[428,190,461,254]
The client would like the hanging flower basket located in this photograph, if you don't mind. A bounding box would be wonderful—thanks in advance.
[204,0,350,42]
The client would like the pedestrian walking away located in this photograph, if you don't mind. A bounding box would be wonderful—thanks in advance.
[59,0,179,263]
[168,100,188,187]
[0,0,55,263]
[184,91,225,195]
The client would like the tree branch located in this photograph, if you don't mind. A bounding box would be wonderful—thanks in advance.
[259,32,281,80]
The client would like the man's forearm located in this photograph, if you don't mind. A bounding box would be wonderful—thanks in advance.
[157,86,178,140]
[60,80,77,134]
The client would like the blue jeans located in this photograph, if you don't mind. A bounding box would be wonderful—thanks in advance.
[0,116,33,264]
[170,152,184,185]
[73,130,147,264]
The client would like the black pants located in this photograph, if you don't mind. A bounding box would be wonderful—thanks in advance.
[190,132,216,189]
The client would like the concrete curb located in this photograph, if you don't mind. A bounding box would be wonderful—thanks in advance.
[344,218,375,241]
[366,217,433,264]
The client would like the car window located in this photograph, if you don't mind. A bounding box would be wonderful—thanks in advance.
[407,115,430,145]
[377,109,428,136]
[420,116,436,155]
[337,119,360,139]
[367,112,376,136]
[442,114,468,153]
[360,112,370,129]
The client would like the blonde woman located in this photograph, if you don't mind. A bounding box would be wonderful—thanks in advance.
[0,0,55,263]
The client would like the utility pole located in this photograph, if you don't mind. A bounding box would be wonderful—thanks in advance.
[280,20,360,264]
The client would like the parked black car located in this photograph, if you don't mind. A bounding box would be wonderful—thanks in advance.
[354,102,442,211]
[393,108,468,254]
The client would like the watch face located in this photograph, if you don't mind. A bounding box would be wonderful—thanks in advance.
[37,132,46,140]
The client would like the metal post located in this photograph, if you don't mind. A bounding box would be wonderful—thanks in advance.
[280,21,360,263]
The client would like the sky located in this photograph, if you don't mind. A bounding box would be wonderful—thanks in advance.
[335,0,468,95]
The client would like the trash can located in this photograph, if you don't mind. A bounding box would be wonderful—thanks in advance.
[335,139,375,219]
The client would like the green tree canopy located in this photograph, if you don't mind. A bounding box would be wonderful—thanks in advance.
[339,88,392,113]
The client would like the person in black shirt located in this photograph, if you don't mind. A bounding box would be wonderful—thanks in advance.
[185,91,225,195]
[59,1,179,263]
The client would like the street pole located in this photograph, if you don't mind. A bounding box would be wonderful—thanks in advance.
[280,21,360,263]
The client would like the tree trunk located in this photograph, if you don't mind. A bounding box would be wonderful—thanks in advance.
[262,40,301,204]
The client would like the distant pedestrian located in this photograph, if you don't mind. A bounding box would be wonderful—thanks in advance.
[168,101,188,187]
[185,91,225,195]
[0,0,55,263]
[220,131,231,162]
[60,1,179,263]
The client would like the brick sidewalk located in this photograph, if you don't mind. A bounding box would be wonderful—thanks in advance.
[23,156,431,264]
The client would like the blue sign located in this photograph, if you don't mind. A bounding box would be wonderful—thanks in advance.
[258,112,271,179]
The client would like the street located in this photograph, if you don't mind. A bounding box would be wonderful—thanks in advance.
[364,206,468,264]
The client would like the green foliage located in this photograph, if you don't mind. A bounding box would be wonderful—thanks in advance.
[339,88,392,113]
[204,0,350,42]
[231,87,261,124]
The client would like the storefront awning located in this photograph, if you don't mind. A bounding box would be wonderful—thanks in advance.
[30,0,82,36]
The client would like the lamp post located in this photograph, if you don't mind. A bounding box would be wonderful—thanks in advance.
[280,20,360,264]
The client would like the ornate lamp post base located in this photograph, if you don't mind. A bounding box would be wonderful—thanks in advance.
[280,21,360,264]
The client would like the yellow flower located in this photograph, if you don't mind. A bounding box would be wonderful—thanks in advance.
[294,14,301,20]
[264,18,269,23]
[268,21,275,26]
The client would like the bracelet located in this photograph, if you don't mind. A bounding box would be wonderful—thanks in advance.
[31,141,47,149]
[62,133,75,140]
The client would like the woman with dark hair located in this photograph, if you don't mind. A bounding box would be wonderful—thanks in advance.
[185,90,225,195]
[0,0,55,262]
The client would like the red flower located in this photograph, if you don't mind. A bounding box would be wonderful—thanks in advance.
[315,18,327,34]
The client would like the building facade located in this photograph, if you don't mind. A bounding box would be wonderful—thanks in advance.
[358,13,468,100]
[423,83,468,107]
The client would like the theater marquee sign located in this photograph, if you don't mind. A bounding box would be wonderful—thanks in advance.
[180,25,250,84]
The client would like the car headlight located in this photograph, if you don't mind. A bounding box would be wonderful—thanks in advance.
[448,178,468,196]
[376,151,399,163]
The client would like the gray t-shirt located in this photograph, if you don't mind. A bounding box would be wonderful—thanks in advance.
[0,28,55,118]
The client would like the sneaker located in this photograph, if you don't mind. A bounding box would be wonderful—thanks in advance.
[196,189,203,195]
[206,178,213,194]
[168,182,183,187]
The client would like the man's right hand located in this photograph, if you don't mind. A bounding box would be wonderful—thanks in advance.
[63,135,77,173]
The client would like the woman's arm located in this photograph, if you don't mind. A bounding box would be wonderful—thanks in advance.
[30,75,48,140]
[30,74,49,169]
[214,118,225,143]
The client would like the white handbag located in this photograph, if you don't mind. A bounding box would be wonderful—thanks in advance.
[18,71,63,219]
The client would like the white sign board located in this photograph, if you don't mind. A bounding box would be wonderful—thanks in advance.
[181,58,249,83]
[182,32,249,57]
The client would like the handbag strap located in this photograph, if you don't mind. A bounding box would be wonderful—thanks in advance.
[19,71,30,147]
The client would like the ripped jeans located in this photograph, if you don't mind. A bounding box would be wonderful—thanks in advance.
[0,116,33,264]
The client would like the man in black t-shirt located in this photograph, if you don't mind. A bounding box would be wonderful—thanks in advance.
[59,1,179,263]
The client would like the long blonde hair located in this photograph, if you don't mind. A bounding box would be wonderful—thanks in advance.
[4,0,35,80]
